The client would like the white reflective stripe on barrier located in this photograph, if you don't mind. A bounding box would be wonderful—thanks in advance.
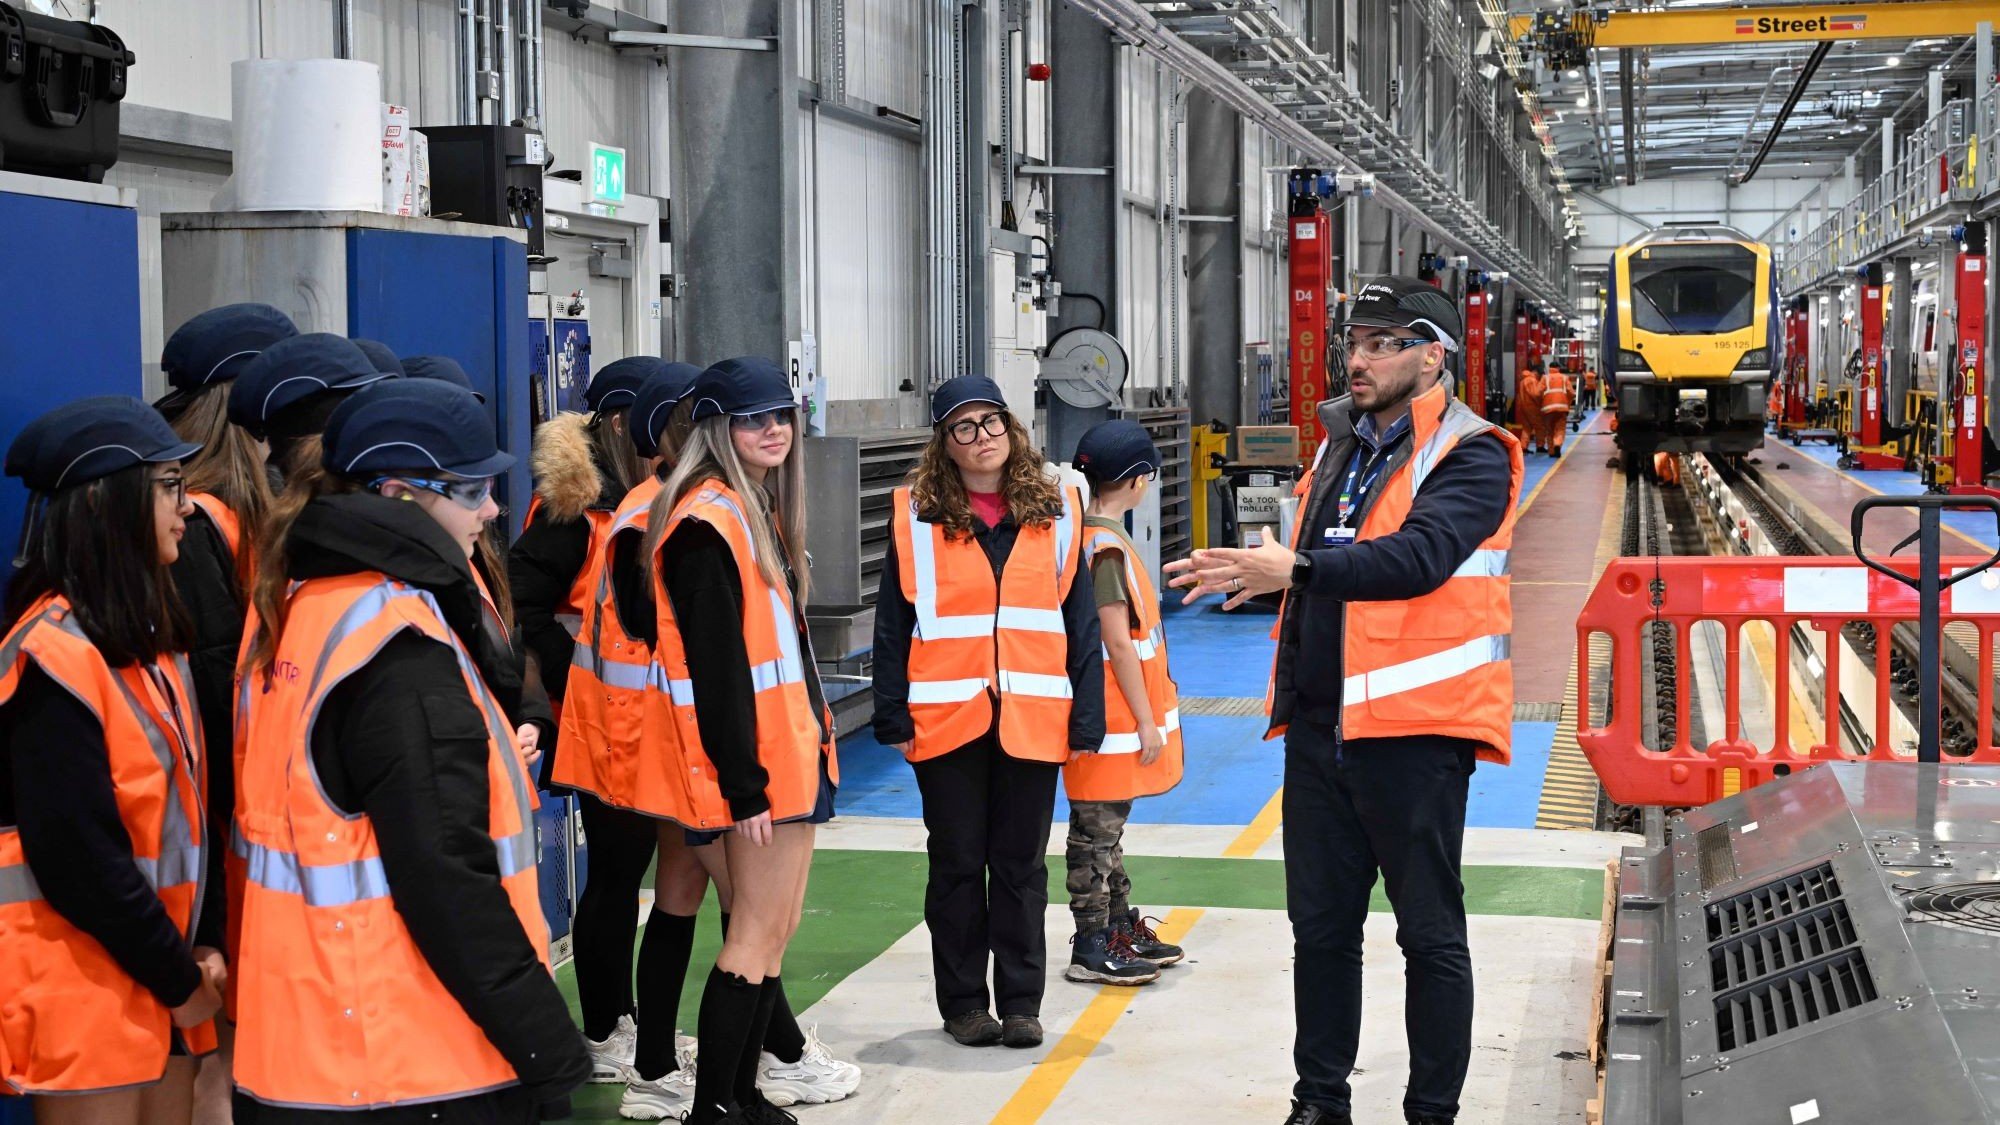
[1450,549,1511,579]
[996,606,1066,633]
[1783,567,1869,614]
[998,669,1074,700]
[1097,708,1183,755]
[907,677,990,705]
[1344,634,1510,705]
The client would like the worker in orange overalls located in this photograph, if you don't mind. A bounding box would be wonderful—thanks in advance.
[1582,365,1601,412]
[1539,361,1574,457]
[1653,452,1680,485]
[1514,367,1545,454]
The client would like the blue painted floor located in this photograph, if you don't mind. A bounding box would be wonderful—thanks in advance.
[1515,409,1601,507]
[837,599,1550,831]
[1774,438,2000,548]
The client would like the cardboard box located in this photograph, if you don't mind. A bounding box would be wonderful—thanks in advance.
[1237,425,1300,466]
[382,103,415,216]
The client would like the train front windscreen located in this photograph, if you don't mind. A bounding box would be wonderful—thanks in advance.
[1626,244,1758,336]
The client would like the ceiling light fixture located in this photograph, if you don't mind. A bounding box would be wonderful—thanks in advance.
[1886,56,1900,66]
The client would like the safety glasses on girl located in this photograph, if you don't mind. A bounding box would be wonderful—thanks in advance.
[729,409,797,433]
[370,476,495,511]
[946,410,1010,445]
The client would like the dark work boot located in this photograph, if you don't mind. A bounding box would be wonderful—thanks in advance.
[943,1009,1003,1047]
[1282,1100,1352,1125]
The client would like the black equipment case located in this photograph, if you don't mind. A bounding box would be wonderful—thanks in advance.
[0,1,133,183]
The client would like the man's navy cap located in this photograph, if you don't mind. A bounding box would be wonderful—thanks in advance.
[1345,276,1463,352]
[929,375,1008,426]
[1073,419,1159,483]
[585,356,668,415]
[631,362,703,458]
[351,338,406,377]
[229,333,394,435]
[688,357,796,422]
[6,396,201,493]
[321,380,515,480]
[404,355,486,403]
[161,303,299,392]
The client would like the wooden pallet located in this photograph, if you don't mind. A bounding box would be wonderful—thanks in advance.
[1584,857,1619,1125]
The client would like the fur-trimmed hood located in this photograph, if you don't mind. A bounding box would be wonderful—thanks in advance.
[530,412,613,521]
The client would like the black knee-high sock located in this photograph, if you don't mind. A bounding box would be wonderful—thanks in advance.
[761,977,807,1064]
[633,910,698,1080]
[718,909,730,938]
[735,977,782,1104]
[691,967,764,1118]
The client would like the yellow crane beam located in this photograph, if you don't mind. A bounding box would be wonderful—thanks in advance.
[1509,0,1996,50]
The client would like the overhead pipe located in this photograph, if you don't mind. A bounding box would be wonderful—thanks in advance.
[459,0,478,124]
[1734,39,1834,184]
[335,0,355,60]
[496,0,515,124]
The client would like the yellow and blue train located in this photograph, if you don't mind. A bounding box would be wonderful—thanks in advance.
[1603,224,1778,465]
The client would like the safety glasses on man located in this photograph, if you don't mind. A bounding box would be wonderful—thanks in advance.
[1342,334,1432,359]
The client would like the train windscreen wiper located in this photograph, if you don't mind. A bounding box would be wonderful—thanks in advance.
[1635,285,1685,334]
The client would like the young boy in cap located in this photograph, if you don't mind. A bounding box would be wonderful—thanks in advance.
[1063,418,1188,986]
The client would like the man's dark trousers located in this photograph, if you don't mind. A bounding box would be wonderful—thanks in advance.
[1283,718,1476,1121]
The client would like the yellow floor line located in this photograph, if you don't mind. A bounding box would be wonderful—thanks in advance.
[1221,786,1285,858]
[989,907,1204,1123]
[1802,450,1989,550]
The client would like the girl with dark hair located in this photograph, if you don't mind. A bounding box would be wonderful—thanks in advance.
[0,396,223,1124]
[232,378,589,1123]
[871,375,1104,1050]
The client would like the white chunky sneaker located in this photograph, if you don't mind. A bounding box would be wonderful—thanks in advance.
[616,1061,696,1121]
[586,1014,638,1083]
[757,1025,861,1107]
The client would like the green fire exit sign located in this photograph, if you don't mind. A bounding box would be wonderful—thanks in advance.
[588,142,627,205]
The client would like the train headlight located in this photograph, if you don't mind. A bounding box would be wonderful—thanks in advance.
[1735,348,1769,370]
[1617,349,1649,372]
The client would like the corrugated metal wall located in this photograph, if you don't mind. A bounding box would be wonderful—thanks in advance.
[811,115,923,400]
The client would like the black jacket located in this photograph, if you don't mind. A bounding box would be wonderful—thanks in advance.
[1271,391,1513,733]
[168,503,244,953]
[871,503,1105,755]
[280,493,589,1115]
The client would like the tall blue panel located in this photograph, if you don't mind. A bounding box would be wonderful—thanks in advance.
[343,228,531,534]
[0,190,141,577]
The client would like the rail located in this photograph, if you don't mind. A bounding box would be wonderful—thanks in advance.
[1777,85,1996,294]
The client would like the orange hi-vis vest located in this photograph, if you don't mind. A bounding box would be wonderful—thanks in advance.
[1063,526,1183,802]
[1271,384,1523,762]
[1541,371,1573,415]
[189,491,253,592]
[523,494,613,638]
[232,573,547,1110]
[891,483,1085,764]
[554,474,665,801]
[637,481,834,829]
[0,595,217,1094]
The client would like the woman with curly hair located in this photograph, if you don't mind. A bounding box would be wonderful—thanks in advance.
[870,375,1103,1050]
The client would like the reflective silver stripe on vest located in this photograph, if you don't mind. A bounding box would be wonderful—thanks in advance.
[1410,400,1504,494]
[996,670,1073,700]
[1343,634,1510,705]
[1098,707,1182,755]
[995,606,1065,633]
[905,677,989,705]
[1451,549,1511,579]
[555,612,584,639]
[234,825,537,907]
[572,643,661,693]
[1051,487,1079,577]
[905,500,997,641]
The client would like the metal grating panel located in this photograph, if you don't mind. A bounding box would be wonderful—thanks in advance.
[1179,696,1263,717]
[1705,861,1841,942]
[1708,900,1862,993]
[1696,823,1738,891]
[1712,948,1876,1051]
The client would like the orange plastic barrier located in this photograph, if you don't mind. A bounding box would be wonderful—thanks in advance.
[1576,555,2000,807]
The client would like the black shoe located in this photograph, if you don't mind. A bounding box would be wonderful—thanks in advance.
[1406,1117,1455,1125]
[943,1009,1003,1046]
[1113,908,1185,966]
[1283,1100,1351,1125]
[1000,1014,1043,1048]
[1065,925,1161,985]
[736,1090,799,1125]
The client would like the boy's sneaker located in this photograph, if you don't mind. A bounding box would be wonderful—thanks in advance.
[586,1013,639,1083]
[758,1025,861,1106]
[616,1038,698,1120]
[1114,908,1186,966]
[1064,925,1161,985]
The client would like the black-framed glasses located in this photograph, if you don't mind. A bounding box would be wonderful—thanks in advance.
[152,474,188,506]
[946,410,1010,446]
[1342,334,1431,359]
[729,408,797,433]
[371,475,495,511]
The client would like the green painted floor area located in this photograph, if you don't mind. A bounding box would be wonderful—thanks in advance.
[550,847,1602,1119]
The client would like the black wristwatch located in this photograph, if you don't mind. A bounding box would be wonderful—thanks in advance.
[1290,552,1315,589]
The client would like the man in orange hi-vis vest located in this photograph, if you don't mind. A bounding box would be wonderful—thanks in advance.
[1168,277,1521,1125]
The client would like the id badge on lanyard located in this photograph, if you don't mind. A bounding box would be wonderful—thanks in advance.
[1330,448,1385,547]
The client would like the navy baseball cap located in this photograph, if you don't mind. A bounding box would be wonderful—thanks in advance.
[351,338,406,377]
[929,375,1008,426]
[1073,419,1160,482]
[688,357,796,422]
[229,333,394,436]
[1345,276,1463,352]
[631,362,703,458]
[585,356,668,415]
[6,396,201,493]
[161,303,299,392]
[403,355,485,403]
[321,380,515,480]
